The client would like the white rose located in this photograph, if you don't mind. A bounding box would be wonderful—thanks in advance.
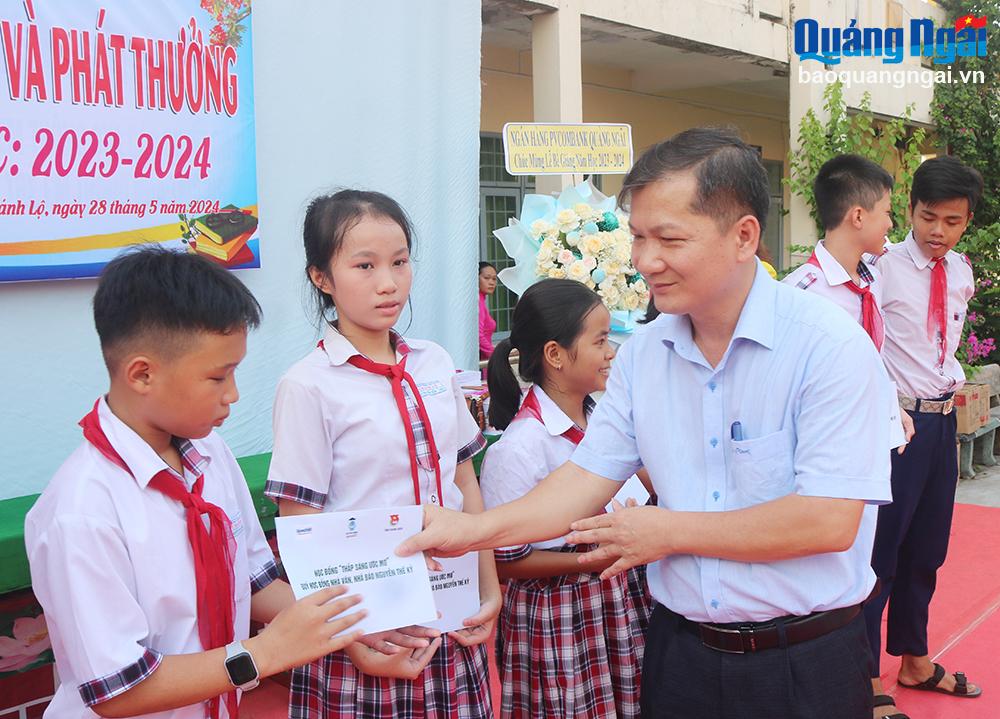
[600,285,621,307]
[582,234,603,255]
[557,249,575,265]
[567,260,590,281]
[623,291,640,310]
[548,266,567,279]
[574,203,595,219]
[556,209,580,232]
[530,219,552,238]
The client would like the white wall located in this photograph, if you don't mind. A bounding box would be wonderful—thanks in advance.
[0,0,482,499]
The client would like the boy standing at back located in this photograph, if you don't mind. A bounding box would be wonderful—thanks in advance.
[782,153,912,451]
[864,156,984,717]
[25,247,367,719]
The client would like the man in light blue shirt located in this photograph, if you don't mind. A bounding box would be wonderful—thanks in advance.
[401,128,893,718]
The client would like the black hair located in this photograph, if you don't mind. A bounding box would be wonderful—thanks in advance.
[910,155,983,215]
[93,245,261,369]
[303,189,415,324]
[619,127,770,234]
[487,279,602,430]
[813,154,894,232]
[479,261,497,274]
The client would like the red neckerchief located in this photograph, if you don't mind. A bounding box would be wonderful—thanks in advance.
[79,400,237,719]
[512,387,585,445]
[928,258,949,367]
[806,251,884,351]
[319,340,445,505]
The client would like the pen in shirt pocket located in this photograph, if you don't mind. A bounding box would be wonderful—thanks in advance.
[730,421,744,441]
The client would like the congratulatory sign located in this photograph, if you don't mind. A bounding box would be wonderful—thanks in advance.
[503,122,633,176]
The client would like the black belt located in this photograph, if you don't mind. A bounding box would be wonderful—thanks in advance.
[676,603,862,654]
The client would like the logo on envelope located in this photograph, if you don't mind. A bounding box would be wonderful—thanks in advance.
[389,514,400,526]
[346,517,358,538]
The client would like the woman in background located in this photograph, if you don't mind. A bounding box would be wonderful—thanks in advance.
[479,262,498,360]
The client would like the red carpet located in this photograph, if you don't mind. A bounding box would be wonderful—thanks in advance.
[877,502,1000,718]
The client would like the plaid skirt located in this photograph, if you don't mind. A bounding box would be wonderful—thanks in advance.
[289,637,493,719]
[494,546,644,719]
[625,563,653,637]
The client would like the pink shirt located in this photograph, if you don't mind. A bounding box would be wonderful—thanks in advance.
[877,231,975,399]
[479,293,496,359]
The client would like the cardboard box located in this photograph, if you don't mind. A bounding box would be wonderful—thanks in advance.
[954,384,983,435]
[975,383,992,426]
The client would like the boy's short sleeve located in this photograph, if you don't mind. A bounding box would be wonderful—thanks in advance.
[28,516,163,706]
[222,443,280,592]
[265,376,333,509]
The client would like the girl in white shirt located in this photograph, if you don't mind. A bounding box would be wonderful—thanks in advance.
[480,279,647,719]
[265,190,499,719]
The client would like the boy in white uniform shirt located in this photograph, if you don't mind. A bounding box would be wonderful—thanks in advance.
[25,248,366,719]
[782,154,913,451]
[863,156,984,716]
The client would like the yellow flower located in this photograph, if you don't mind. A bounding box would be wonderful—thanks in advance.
[547,266,567,279]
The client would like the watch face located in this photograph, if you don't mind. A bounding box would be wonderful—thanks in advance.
[226,652,257,686]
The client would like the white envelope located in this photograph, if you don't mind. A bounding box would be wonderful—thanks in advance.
[275,506,437,636]
[424,553,480,632]
[607,473,650,511]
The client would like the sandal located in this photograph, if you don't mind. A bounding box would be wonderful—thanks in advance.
[897,662,983,698]
[872,694,909,719]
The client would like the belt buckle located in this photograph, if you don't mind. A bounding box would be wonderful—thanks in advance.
[942,398,954,415]
[700,623,757,654]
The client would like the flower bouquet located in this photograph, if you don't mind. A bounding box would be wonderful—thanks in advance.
[492,181,649,334]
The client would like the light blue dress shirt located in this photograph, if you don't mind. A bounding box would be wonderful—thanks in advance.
[572,261,893,623]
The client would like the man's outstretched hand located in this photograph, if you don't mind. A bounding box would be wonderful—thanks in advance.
[396,504,485,559]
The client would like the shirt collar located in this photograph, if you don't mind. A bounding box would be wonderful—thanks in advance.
[96,396,212,489]
[321,325,411,366]
[815,240,874,287]
[902,230,943,270]
[813,240,852,286]
[656,260,776,363]
[531,385,593,437]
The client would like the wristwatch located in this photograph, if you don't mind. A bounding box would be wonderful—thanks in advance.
[224,641,260,691]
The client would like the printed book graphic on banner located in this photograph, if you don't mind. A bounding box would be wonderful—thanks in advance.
[0,0,259,282]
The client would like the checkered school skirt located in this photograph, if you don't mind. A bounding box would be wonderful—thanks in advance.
[625,563,653,636]
[289,638,492,719]
[494,546,644,719]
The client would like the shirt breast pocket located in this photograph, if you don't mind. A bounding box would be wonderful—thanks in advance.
[729,428,795,507]
[948,310,966,351]
[230,510,251,600]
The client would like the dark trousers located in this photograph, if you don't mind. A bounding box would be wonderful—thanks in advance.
[640,604,872,719]
[863,408,958,674]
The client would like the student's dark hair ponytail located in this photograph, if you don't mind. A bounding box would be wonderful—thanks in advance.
[487,279,602,430]
[486,338,520,429]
